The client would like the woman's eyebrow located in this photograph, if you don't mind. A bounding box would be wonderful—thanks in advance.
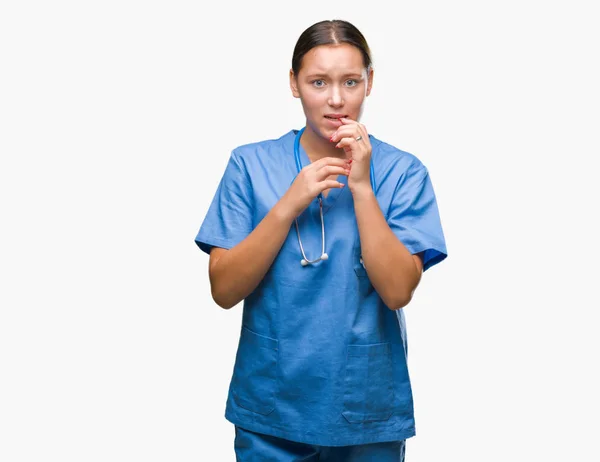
[305,73,363,79]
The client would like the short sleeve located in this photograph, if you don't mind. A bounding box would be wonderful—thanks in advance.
[387,164,448,271]
[194,151,254,254]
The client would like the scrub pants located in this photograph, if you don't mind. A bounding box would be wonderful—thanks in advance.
[234,426,406,461]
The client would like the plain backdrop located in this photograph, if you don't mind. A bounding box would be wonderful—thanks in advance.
[1,1,599,461]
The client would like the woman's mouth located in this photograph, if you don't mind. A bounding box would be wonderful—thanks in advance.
[324,115,347,126]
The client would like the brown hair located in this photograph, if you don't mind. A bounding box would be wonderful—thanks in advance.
[291,20,372,75]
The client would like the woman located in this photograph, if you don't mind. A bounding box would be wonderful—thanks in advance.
[195,19,447,461]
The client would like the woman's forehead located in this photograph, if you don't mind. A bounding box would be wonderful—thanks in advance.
[299,44,365,75]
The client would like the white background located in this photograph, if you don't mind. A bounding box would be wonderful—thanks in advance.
[1,1,599,461]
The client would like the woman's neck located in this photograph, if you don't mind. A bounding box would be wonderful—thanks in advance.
[300,125,345,163]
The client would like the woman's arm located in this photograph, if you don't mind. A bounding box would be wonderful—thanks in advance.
[208,157,350,309]
[330,118,426,310]
[208,202,295,309]
[353,186,423,310]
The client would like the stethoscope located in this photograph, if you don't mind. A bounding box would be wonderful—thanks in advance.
[293,127,376,266]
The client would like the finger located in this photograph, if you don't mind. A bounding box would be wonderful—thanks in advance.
[318,179,345,191]
[330,128,355,142]
[331,122,358,133]
[335,136,363,150]
[340,118,368,136]
[315,165,350,181]
[331,125,365,143]
[337,118,362,136]
[310,156,351,170]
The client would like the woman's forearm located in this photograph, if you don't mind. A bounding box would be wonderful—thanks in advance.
[209,201,296,309]
[352,186,422,310]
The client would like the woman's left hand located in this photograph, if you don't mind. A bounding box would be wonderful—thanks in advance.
[330,118,372,194]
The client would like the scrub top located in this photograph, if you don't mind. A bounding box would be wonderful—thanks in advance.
[195,129,447,447]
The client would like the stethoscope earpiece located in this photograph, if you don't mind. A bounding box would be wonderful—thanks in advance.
[300,252,328,267]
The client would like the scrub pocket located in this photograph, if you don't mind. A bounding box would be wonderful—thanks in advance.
[342,342,394,423]
[353,243,369,278]
[231,326,278,416]
[353,256,369,278]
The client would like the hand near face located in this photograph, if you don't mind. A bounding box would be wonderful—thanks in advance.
[281,156,351,219]
[330,118,372,194]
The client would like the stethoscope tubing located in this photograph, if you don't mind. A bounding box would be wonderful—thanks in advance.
[292,127,376,266]
[293,127,376,195]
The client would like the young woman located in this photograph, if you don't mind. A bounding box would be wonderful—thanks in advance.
[195,19,447,461]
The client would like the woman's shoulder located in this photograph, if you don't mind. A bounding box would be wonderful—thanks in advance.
[231,130,296,159]
[370,135,427,174]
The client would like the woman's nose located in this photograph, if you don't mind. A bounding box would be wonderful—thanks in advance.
[327,86,344,107]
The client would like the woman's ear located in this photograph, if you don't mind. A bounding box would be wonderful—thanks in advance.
[289,69,300,98]
[366,67,374,97]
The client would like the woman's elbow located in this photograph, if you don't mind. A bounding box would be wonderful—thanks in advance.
[385,295,412,311]
[210,286,238,310]
[383,288,415,311]
[385,276,421,310]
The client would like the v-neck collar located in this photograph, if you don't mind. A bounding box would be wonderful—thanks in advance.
[295,135,348,213]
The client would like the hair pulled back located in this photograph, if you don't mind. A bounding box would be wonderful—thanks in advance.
[291,20,372,75]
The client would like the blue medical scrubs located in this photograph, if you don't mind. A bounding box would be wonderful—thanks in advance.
[195,129,447,448]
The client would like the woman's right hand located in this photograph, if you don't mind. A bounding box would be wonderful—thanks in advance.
[279,157,351,219]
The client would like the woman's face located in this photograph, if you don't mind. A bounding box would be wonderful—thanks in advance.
[290,43,373,139]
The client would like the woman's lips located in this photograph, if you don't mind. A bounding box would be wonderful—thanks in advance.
[324,118,342,126]
[324,115,346,126]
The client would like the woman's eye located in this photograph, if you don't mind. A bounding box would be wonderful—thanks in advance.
[312,80,325,88]
[345,79,358,87]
